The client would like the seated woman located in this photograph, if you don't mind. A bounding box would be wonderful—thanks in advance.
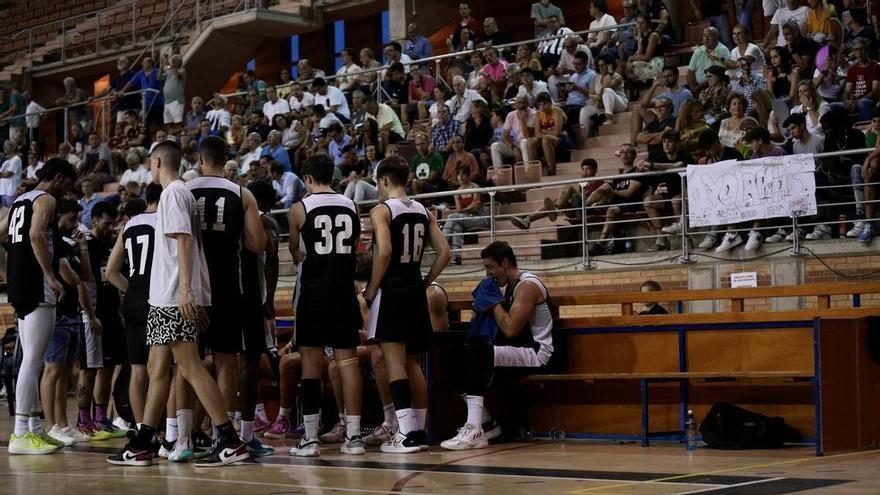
[789,80,830,138]
[442,165,489,265]
[676,100,708,153]
[718,93,749,148]
[764,46,799,104]
[581,54,628,132]
[698,66,732,125]
[463,100,493,164]
[626,13,665,83]
[526,92,566,176]
[514,44,543,75]
[342,144,380,204]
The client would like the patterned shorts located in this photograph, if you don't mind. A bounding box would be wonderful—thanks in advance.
[147,306,198,346]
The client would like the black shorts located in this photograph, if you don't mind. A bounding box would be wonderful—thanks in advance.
[100,313,127,367]
[202,300,244,354]
[366,283,431,354]
[295,295,361,350]
[241,304,268,355]
[125,320,149,366]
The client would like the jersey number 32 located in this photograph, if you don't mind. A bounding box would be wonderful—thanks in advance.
[314,214,353,255]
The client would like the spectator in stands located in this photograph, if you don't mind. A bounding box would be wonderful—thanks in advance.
[296,59,325,84]
[783,22,820,80]
[269,160,305,208]
[480,17,512,56]
[382,63,410,122]
[227,113,246,150]
[243,69,267,98]
[0,140,22,207]
[587,0,617,58]
[857,137,880,242]
[626,13,665,83]
[690,0,734,47]
[122,110,147,149]
[549,37,593,101]
[342,145,379,203]
[725,26,766,77]
[327,123,352,166]
[96,57,139,124]
[813,45,845,102]
[239,133,263,174]
[5,85,29,144]
[357,48,381,93]
[336,47,362,95]
[730,58,768,112]
[526,92,565,176]
[312,77,351,124]
[244,87,265,117]
[24,91,45,141]
[640,130,689,244]
[491,96,534,167]
[206,94,231,135]
[443,164,488,265]
[450,1,482,49]
[410,131,446,194]
[66,123,87,156]
[122,56,164,128]
[765,46,799,103]
[587,143,645,255]
[84,133,111,170]
[261,130,292,172]
[645,0,675,40]
[606,0,638,63]
[517,70,550,107]
[443,135,481,190]
[677,100,709,153]
[580,54,627,132]
[536,15,573,68]
[512,158,599,229]
[462,100,493,159]
[404,23,432,61]
[277,68,293,99]
[223,160,240,182]
[700,66,732,126]
[55,76,87,132]
[532,0,565,38]
[638,280,669,314]
[365,98,405,153]
[273,113,305,157]
[686,27,730,92]
[431,104,461,157]
[698,127,744,164]
[476,48,509,105]
[763,0,810,49]
[560,51,596,133]
[313,104,342,131]
[790,80,830,139]
[383,41,413,74]
[185,96,206,137]
[839,38,880,121]
[746,126,787,157]
[632,87,678,157]
[247,109,271,141]
[288,81,315,119]
[843,9,878,59]
[159,53,185,132]
[120,151,151,187]
[717,93,749,147]
[450,76,487,126]
[804,0,835,42]
[78,178,104,227]
[263,85,291,123]
[409,65,437,121]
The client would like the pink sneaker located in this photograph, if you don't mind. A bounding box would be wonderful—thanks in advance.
[319,421,346,444]
[254,416,270,435]
[263,416,292,439]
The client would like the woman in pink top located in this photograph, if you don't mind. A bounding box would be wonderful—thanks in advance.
[409,65,437,121]
[476,48,509,105]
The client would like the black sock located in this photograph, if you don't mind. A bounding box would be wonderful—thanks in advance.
[113,365,136,425]
[389,379,412,411]
[133,424,155,450]
[216,421,239,445]
[301,378,322,416]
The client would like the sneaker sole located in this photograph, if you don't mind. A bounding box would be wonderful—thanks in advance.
[193,452,250,467]
[169,450,194,462]
[8,446,58,455]
[484,426,502,441]
[262,432,290,439]
[340,446,365,455]
[440,440,489,451]
[106,458,152,466]
[380,445,421,454]
[289,449,320,457]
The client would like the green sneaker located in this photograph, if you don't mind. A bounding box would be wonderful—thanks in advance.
[98,419,128,438]
[38,431,65,449]
[8,432,59,455]
[79,422,113,441]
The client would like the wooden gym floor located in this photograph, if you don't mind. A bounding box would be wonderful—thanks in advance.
[1,406,879,494]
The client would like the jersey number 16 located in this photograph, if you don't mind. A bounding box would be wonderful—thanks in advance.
[400,223,425,263]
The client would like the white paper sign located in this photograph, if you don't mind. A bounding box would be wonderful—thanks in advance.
[687,154,817,228]
[730,271,758,288]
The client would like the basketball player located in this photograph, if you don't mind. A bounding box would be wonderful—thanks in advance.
[441,241,554,450]
[363,155,450,453]
[105,184,162,428]
[186,136,267,449]
[3,157,76,455]
[107,141,248,467]
[288,153,364,457]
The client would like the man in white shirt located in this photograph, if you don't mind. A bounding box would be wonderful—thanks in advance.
[269,161,305,208]
[335,48,362,94]
[516,70,551,105]
[762,0,809,49]
[262,85,291,122]
[238,133,264,175]
[312,77,351,123]
[381,41,413,77]
[205,94,231,134]
[450,75,487,123]
[24,91,46,141]
[106,141,249,467]
[365,98,406,152]
[288,81,315,120]
[587,0,617,54]
[0,140,22,206]
[120,152,152,188]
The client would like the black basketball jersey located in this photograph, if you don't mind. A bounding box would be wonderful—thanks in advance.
[54,234,82,318]
[187,176,245,302]
[121,212,156,323]
[294,193,360,312]
[87,234,119,319]
[240,212,268,307]
[6,189,57,316]
[378,197,429,288]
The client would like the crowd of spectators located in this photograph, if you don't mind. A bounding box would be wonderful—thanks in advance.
[1,0,878,260]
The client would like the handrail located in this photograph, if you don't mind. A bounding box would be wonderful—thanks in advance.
[0,88,161,125]
[219,21,636,99]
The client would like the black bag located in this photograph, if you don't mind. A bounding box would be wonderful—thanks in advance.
[699,402,788,449]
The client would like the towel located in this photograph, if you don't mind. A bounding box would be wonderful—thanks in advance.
[468,277,504,343]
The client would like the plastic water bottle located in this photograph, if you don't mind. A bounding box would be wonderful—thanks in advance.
[686,410,699,451]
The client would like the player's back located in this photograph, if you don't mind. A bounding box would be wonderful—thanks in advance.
[187,176,245,301]
[6,189,55,313]
[121,212,156,319]
[381,197,429,288]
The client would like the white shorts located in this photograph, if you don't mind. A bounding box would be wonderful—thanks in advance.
[164,101,184,124]
[493,345,549,368]
[81,312,104,369]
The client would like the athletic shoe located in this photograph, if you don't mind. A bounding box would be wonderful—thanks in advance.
[78,421,112,441]
[193,440,249,467]
[440,423,489,451]
[847,221,866,238]
[62,425,91,444]
[97,419,128,439]
[38,431,65,449]
[48,426,76,447]
[253,416,270,435]
[407,430,429,451]
[653,236,670,251]
[192,430,212,451]
[715,233,742,253]
[510,216,530,230]
[340,435,365,455]
[453,255,462,266]
[168,439,194,463]
[363,423,395,446]
[106,445,153,466]
[744,230,763,251]
[289,437,320,457]
[158,439,175,458]
[661,221,681,234]
[858,223,875,243]
[784,228,805,242]
[588,236,615,256]
[698,233,718,250]
[263,416,293,439]
[319,421,345,444]
[244,438,275,457]
[380,431,421,454]
[291,422,306,439]
[544,197,558,222]
[112,417,130,432]
[482,420,502,441]
[8,432,59,455]
[765,229,787,243]
[805,224,832,240]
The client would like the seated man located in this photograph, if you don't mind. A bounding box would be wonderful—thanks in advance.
[441,241,554,450]
[629,66,692,154]
[511,158,601,229]
[489,96,534,167]
[585,143,646,255]
[365,98,406,154]
[686,26,730,94]
[409,131,446,194]
[637,280,668,315]
[639,129,690,249]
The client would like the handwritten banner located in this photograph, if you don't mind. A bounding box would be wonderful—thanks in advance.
[687,154,817,228]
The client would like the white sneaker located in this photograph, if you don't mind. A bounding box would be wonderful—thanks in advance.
[765,229,787,243]
[48,425,77,447]
[340,435,365,455]
[482,420,502,441]
[440,423,489,451]
[847,221,866,238]
[61,425,91,444]
[661,221,681,234]
[168,438,194,463]
[319,421,345,444]
[698,233,718,250]
[744,230,763,251]
[785,229,804,242]
[363,423,395,446]
[158,439,174,458]
[290,437,320,457]
[805,224,832,240]
[380,431,421,453]
[112,417,130,432]
[715,233,743,253]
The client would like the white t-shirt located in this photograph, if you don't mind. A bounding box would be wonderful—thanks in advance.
[120,165,151,186]
[372,103,405,138]
[314,86,350,120]
[240,147,263,175]
[335,63,362,91]
[0,155,22,196]
[26,161,43,180]
[770,7,809,47]
[148,180,211,308]
[289,92,315,112]
[263,98,291,122]
[729,43,766,78]
[449,89,486,123]
[206,108,231,131]
[588,14,617,47]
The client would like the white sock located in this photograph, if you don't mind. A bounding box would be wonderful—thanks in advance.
[395,408,416,435]
[176,409,193,445]
[241,420,254,442]
[278,407,292,419]
[465,395,484,428]
[414,409,427,431]
[255,403,268,423]
[137,422,143,430]
[211,422,219,441]
[303,413,320,440]
[383,404,397,427]
[28,415,44,434]
[166,418,179,443]
[14,415,28,436]
[345,415,361,439]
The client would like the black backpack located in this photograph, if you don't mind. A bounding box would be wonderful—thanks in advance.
[699,402,789,449]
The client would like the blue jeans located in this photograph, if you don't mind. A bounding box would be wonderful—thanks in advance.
[44,315,80,365]
[831,99,875,121]
[735,0,754,30]
[852,164,866,217]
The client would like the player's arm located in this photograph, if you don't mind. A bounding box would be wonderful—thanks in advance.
[77,281,101,335]
[31,194,63,300]
[59,257,80,286]
[242,188,268,253]
[363,205,391,304]
[0,209,9,244]
[422,209,450,287]
[170,232,198,321]
[262,215,280,317]
[491,282,541,338]
[287,202,305,264]
[106,229,128,293]
[426,284,449,332]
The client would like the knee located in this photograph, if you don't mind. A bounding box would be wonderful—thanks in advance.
[370,348,386,371]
